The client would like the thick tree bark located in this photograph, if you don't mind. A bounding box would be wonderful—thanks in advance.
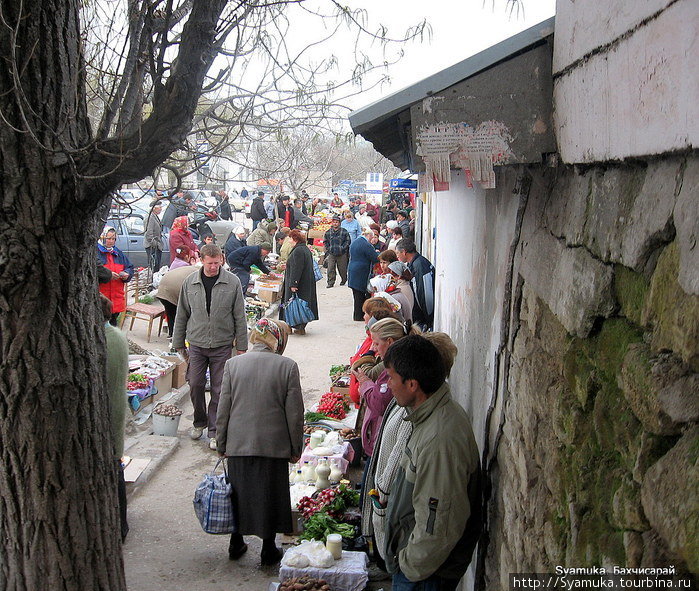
[0,0,229,588]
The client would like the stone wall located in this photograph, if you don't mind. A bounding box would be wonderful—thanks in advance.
[483,154,699,587]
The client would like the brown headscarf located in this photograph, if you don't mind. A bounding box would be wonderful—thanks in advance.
[249,318,291,354]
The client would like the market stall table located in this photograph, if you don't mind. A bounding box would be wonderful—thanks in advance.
[279,550,368,591]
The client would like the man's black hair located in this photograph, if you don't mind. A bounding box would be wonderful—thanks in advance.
[384,334,446,395]
[395,238,416,254]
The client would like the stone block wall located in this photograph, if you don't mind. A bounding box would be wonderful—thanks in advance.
[483,154,698,587]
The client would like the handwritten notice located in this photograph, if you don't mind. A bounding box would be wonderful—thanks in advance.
[416,121,513,189]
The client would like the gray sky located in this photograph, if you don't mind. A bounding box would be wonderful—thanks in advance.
[329,0,556,109]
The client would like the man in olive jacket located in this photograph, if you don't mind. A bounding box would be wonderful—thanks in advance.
[173,244,248,450]
[383,335,482,590]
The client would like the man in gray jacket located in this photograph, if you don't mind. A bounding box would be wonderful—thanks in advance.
[144,201,163,272]
[172,243,248,450]
[383,335,482,590]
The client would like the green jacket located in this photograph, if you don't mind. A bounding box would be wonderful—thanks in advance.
[172,268,248,351]
[384,382,482,582]
[105,324,129,458]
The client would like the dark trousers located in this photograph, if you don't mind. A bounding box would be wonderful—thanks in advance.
[157,298,178,338]
[351,288,368,321]
[187,344,232,437]
[109,312,120,327]
[117,460,129,541]
[145,246,162,273]
[233,270,251,295]
[326,252,348,286]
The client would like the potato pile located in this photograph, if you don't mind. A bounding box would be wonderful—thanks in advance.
[153,404,182,417]
[338,428,358,439]
[279,577,331,591]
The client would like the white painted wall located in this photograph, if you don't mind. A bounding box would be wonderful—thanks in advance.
[430,169,519,454]
[554,0,698,163]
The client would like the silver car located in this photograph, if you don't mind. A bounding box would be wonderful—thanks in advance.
[105,206,169,269]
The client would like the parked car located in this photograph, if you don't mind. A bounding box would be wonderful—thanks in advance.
[104,207,169,269]
[229,193,248,212]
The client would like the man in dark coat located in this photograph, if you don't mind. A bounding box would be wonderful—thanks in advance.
[280,231,318,335]
[250,191,267,230]
[323,215,350,288]
[219,192,232,220]
[396,238,435,331]
[396,210,411,241]
[227,243,271,296]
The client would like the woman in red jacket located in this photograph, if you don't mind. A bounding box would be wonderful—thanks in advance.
[168,216,199,264]
[97,227,134,325]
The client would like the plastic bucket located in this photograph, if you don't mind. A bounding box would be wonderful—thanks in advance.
[152,412,181,437]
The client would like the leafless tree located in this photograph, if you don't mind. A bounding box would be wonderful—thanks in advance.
[0,1,425,588]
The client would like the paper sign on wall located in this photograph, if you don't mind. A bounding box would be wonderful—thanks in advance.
[416,121,513,190]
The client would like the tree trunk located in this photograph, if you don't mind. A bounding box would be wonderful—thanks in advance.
[0,0,228,585]
[0,2,123,589]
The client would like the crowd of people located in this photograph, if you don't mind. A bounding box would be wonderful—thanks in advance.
[96,187,472,590]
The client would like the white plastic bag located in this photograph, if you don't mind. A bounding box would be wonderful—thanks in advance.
[281,540,334,569]
[281,544,310,568]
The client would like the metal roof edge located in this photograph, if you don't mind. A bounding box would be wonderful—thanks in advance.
[349,16,555,133]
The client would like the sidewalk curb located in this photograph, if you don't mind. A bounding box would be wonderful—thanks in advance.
[125,435,180,500]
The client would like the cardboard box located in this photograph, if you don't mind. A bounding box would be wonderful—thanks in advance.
[162,355,188,389]
[254,278,283,304]
[330,385,350,397]
[153,368,173,396]
[308,228,325,240]
[257,289,281,303]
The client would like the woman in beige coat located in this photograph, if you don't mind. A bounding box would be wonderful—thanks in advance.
[215,318,303,565]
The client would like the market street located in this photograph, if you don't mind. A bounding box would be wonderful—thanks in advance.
[124,279,365,591]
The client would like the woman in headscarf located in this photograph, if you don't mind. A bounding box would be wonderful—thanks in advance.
[215,318,303,566]
[353,318,420,463]
[168,215,199,264]
[97,227,134,326]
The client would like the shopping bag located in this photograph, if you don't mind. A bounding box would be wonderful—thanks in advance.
[193,458,236,534]
[312,258,323,282]
[283,294,315,326]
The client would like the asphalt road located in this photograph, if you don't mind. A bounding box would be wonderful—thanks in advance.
[123,277,365,591]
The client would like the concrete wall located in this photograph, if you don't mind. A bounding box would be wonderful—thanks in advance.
[553,0,698,163]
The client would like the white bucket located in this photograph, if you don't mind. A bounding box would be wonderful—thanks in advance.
[152,412,181,437]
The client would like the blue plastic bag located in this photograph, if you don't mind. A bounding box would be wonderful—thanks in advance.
[312,258,323,282]
[193,459,236,534]
[283,294,315,326]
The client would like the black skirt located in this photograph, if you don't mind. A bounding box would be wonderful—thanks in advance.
[227,456,292,538]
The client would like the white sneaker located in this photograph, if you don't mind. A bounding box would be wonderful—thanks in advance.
[189,426,204,440]
[209,438,217,451]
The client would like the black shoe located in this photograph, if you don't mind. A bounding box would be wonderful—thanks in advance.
[228,542,248,560]
[340,281,346,286]
[327,284,334,288]
[260,546,283,565]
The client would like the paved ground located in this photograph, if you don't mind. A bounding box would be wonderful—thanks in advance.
[121,274,381,590]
